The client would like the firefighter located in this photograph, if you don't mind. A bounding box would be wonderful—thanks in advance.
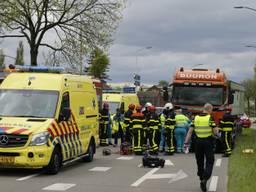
[184,103,219,192]
[142,102,152,148]
[220,106,235,157]
[164,102,176,155]
[99,102,110,146]
[123,103,135,144]
[130,105,145,155]
[148,105,161,155]
[174,107,190,153]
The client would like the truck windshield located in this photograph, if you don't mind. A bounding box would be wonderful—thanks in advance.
[0,90,58,118]
[108,102,120,114]
[172,86,224,106]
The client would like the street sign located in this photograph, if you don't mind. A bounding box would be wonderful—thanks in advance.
[123,87,136,93]
[134,74,141,86]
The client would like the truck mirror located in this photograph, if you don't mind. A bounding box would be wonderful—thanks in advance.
[229,94,234,104]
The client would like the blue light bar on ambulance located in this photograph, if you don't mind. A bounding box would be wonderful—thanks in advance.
[17,66,65,73]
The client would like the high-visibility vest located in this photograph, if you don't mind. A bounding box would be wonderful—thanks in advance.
[111,114,124,133]
[175,114,189,128]
[160,114,166,127]
[194,115,212,138]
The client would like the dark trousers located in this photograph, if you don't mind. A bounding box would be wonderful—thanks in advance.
[133,128,143,154]
[125,127,132,144]
[149,129,160,153]
[221,131,232,155]
[165,128,175,153]
[114,124,124,145]
[99,123,108,145]
[195,137,215,181]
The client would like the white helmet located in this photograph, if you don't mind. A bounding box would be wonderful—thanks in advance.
[145,102,152,108]
[164,102,173,110]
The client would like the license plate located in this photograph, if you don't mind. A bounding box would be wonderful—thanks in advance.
[0,156,15,164]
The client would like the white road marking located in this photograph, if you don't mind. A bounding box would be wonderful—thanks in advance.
[131,168,188,187]
[215,158,222,167]
[117,156,134,160]
[138,163,142,167]
[131,168,159,187]
[209,176,218,192]
[43,183,76,191]
[89,167,111,172]
[16,173,41,181]
[165,159,174,166]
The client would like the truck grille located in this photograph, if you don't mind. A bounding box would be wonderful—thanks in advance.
[0,134,29,148]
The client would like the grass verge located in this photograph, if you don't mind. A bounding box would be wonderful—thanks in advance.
[228,128,256,192]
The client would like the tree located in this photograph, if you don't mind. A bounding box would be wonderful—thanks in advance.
[0,0,125,66]
[87,48,110,79]
[242,79,254,116]
[15,41,24,66]
[158,80,169,87]
[0,49,4,67]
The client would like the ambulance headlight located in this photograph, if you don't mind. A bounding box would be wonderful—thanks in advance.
[30,132,49,146]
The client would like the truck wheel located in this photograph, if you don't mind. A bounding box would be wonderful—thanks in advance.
[83,141,95,162]
[46,147,62,174]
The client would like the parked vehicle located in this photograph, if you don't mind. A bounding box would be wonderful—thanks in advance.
[0,66,99,174]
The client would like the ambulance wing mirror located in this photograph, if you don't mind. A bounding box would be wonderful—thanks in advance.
[61,107,71,121]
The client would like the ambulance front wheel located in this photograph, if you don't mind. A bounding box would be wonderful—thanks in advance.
[84,141,95,162]
[46,146,62,174]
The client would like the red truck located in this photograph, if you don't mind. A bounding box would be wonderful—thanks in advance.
[170,67,245,150]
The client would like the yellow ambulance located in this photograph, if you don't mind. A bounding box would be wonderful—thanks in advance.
[0,67,99,174]
[103,92,139,114]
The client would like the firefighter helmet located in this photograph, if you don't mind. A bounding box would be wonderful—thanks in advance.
[128,103,135,110]
[148,105,156,112]
[164,102,173,110]
[145,102,152,108]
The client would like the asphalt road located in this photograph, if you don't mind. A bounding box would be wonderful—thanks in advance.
[0,146,228,192]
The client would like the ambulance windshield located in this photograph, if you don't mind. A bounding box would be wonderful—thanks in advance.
[0,90,59,118]
[108,102,120,114]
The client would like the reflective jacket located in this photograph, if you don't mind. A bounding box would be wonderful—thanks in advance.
[100,109,109,126]
[220,113,235,132]
[148,113,161,130]
[130,112,145,129]
[192,113,216,138]
[165,111,176,130]
[123,109,133,129]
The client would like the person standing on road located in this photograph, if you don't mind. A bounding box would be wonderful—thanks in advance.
[159,108,167,152]
[220,106,235,157]
[112,108,124,147]
[123,104,135,145]
[174,107,190,153]
[142,102,152,148]
[164,103,176,155]
[184,103,219,192]
[148,105,161,155]
[130,105,145,155]
[99,102,111,146]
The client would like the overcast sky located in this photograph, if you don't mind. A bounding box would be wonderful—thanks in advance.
[2,0,256,85]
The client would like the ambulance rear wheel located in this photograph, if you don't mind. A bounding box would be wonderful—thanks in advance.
[46,147,62,174]
[84,141,95,162]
